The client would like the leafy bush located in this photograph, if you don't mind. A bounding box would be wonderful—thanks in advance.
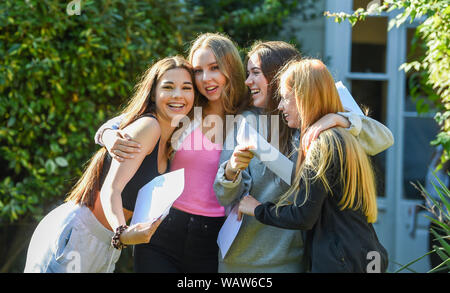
[186,0,317,47]
[421,176,450,272]
[1,0,307,272]
[394,176,450,273]
[0,0,197,222]
[1,0,309,224]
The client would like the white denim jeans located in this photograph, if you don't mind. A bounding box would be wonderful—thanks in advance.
[24,201,120,273]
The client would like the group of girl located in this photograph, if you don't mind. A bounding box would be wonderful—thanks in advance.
[24,32,393,273]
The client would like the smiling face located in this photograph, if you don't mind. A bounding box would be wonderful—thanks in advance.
[191,47,227,102]
[245,53,269,108]
[278,73,301,129]
[154,68,195,124]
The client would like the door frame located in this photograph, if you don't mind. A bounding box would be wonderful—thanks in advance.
[324,0,431,272]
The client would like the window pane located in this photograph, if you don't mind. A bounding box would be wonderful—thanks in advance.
[372,152,387,198]
[402,117,439,199]
[351,79,389,197]
[351,17,388,73]
[350,80,388,123]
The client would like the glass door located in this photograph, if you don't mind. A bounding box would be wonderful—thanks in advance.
[325,0,439,272]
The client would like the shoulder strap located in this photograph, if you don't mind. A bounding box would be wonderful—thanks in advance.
[139,113,157,120]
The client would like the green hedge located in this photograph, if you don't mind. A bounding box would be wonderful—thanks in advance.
[0,0,307,223]
[0,0,198,222]
[0,0,309,272]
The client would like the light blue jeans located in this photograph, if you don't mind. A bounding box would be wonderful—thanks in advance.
[24,201,120,273]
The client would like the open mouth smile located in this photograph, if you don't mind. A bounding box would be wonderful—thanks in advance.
[205,86,219,95]
[167,102,187,112]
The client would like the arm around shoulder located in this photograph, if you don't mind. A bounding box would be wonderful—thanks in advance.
[94,114,125,146]
[120,116,161,156]
[338,112,394,156]
[99,116,160,230]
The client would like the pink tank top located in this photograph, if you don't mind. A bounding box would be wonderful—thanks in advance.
[171,127,225,217]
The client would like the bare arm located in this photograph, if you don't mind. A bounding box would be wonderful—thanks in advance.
[99,116,161,243]
[102,129,143,162]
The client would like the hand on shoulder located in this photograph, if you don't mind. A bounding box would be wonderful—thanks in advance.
[121,116,161,155]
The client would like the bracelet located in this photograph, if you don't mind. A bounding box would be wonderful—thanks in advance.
[111,225,128,250]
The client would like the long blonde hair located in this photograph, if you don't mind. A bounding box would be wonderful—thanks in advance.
[188,32,248,115]
[65,56,195,208]
[276,59,378,223]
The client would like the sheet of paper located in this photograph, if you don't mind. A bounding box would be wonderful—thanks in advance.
[335,81,364,115]
[130,168,185,225]
[236,118,294,185]
[217,204,243,259]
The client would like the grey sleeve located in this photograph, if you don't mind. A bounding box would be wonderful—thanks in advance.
[338,112,394,156]
[94,114,125,146]
[213,108,261,207]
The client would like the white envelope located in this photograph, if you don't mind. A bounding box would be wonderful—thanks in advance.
[217,204,242,259]
[236,118,294,185]
[130,168,185,225]
[335,81,364,115]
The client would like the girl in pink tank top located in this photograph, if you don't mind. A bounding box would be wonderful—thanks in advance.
[171,127,225,217]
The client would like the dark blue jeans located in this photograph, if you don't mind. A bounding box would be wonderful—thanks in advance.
[134,208,225,273]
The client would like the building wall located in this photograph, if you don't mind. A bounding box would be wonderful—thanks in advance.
[279,0,326,59]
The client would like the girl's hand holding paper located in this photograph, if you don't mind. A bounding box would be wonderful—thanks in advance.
[226,145,256,182]
[120,217,163,245]
[229,144,256,171]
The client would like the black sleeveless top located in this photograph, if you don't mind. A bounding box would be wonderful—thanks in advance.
[99,114,167,211]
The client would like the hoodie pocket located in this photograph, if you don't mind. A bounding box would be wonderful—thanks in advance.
[55,225,78,264]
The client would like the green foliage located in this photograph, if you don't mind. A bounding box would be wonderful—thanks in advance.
[0,0,307,224]
[325,0,450,164]
[396,176,450,273]
[185,0,315,48]
[423,176,450,272]
[0,0,197,222]
[0,0,308,272]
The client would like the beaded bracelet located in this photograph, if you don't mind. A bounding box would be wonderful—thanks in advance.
[111,225,128,250]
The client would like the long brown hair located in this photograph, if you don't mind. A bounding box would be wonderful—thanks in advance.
[65,56,195,208]
[276,59,378,223]
[188,32,248,115]
[246,41,301,155]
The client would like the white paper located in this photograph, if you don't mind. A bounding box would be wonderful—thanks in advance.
[236,118,294,185]
[335,81,364,115]
[130,168,185,225]
[217,204,243,259]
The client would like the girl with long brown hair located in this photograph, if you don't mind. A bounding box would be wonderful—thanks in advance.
[24,56,196,273]
[237,58,389,272]
[93,32,248,272]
